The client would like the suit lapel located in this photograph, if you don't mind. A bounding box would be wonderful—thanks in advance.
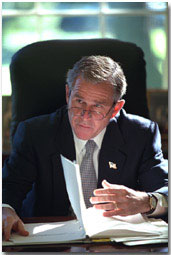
[59,113,76,161]
[51,111,76,195]
[52,110,76,161]
[50,109,75,212]
[98,117,127,187]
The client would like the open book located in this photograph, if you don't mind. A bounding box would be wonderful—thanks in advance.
[3,155,168,246]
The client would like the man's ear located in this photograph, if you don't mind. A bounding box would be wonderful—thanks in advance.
[65,84,70,104]
[111,100,125,118]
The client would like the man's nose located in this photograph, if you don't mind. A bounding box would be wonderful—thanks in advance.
[81,110,92,120]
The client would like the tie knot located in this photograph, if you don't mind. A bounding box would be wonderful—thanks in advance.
[85,140,96,154]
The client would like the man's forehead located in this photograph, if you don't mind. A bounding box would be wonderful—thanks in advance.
[72,91,112,107]
[73,78,113,91]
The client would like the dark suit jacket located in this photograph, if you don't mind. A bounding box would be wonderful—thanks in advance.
[3,106,168,217]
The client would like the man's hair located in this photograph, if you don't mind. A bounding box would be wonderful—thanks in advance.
[66,55,127,102]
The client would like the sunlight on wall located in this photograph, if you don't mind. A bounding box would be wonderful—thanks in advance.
[2,66,11,96]
[150,29,166,59]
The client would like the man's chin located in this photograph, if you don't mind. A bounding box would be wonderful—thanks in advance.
[76,133,92,140]
[74,130,93,141]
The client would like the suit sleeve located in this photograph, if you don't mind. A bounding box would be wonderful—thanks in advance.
[2,121,37,215]
[138,121,168,196]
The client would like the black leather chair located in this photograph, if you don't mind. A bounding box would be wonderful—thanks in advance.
[10,38,149,142]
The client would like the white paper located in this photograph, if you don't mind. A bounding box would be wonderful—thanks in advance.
[61,154,86,225]
[3,220,85,246]
[123,238,168,246]
[83,207,167,238]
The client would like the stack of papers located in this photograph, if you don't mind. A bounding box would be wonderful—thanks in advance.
[2,155,168,246]
[85,207,168,246]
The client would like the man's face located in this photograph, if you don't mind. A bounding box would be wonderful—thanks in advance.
[66,76,124,140]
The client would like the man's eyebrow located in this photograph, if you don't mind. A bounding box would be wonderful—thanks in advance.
[74,92,83,98]
[94,100,108,105]
[74,93,108,105]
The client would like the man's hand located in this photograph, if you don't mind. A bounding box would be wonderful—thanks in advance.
[2,207,29,241]
[90,180,150,217]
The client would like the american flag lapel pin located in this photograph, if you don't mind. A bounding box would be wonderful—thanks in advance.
[109,161,117,169]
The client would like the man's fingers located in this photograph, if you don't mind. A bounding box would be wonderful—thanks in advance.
[90,195,117,204]
[102,179,111,188]
[94,187,125,196]
[3,218,29,241]
[94,188,115,195]
[103,210,120,217]
[13,220,29,236]
[94,202,118,211]
[2,207,29,240]
[3,218,14,241]
[3,227,11,241]
[17,220,29,236]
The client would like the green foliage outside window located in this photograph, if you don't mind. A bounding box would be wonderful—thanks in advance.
[2,2,168,95]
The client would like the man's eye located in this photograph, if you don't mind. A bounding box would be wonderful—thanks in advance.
[76,99,83,104]
[94,104,102,108]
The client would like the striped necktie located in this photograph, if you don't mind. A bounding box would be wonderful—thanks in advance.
[80,140,97,208]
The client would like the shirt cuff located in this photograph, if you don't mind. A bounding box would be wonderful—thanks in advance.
[149,193,168,216]
[2,204,16,212]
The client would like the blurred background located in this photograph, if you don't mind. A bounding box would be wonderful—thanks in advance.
[2,2,168,158]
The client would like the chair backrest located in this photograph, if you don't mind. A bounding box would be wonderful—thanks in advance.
[10,38,149,141]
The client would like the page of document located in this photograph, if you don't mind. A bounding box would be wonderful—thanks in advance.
[114,234,168,243]
[2,219,86,246]
[83,207,167,239]
[61,155,87,224]
[123,238,168,246]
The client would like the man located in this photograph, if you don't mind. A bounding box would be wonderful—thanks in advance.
[2,56,168,241]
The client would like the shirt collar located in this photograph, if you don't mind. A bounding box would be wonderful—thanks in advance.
[73,128,106,155]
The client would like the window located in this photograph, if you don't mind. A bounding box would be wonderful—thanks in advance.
[2,2,168,95]
[2,2,168,155]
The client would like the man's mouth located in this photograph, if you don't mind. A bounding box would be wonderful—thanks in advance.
[78,123,91,129]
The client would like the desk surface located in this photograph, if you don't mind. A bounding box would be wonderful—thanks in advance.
[2,216,168,253]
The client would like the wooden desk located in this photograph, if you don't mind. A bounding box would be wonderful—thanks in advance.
[2,216,168,253]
